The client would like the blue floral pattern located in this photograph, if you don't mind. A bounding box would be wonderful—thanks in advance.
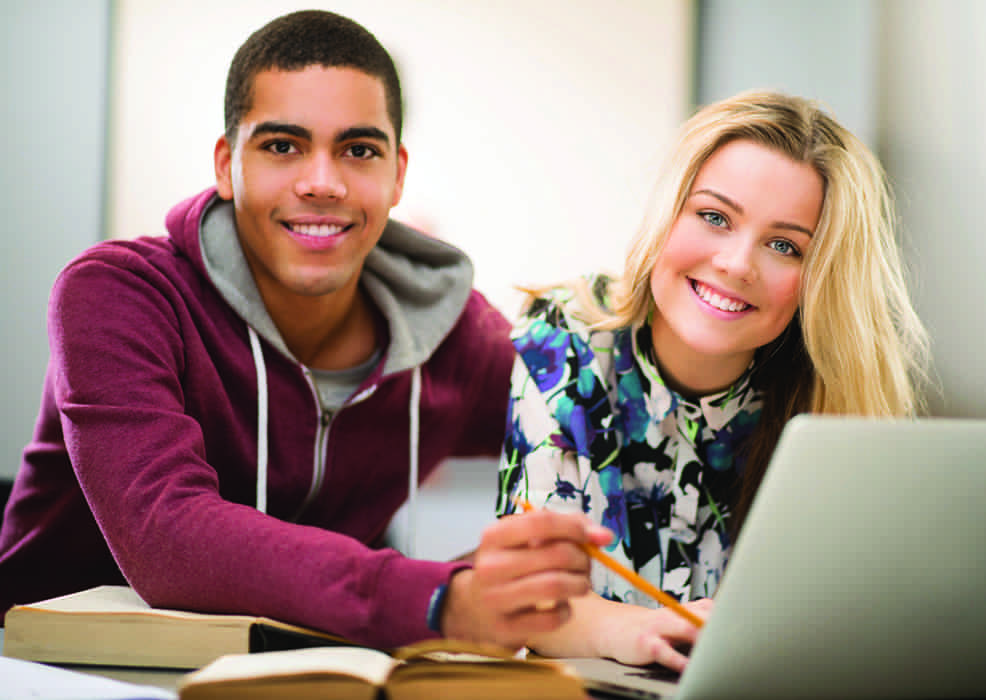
[496,283,763,605]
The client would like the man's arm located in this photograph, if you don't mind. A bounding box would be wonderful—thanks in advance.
[47,252,460,649]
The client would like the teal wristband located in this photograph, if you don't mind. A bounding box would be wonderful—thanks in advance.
[426,583,450,633]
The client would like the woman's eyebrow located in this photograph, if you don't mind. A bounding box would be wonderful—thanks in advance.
[692,188,743,213]
[691,188,814,237]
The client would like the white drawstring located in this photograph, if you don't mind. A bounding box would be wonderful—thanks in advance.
[405,366,421,558]
[247,323,419,554]
[248,326,269,514]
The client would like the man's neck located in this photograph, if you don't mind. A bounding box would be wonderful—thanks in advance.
[261,282,380,371]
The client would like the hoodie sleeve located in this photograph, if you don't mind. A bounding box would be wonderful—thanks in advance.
[441,291,517,457]
[45,247,466,649]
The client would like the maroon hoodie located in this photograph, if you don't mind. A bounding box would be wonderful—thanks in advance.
[0,188,514,647]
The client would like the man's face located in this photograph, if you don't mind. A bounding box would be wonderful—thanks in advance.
[214,66,407,306]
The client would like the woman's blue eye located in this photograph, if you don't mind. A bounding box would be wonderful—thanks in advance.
[769,239,799,256]
[701,211,727,227]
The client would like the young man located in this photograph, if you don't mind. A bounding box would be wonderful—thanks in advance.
[0,10,610,650]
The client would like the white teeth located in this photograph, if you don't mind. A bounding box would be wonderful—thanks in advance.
[694,281,749,312]
[292,223,344,237]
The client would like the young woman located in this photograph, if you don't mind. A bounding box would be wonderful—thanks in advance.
[495,90,932,671]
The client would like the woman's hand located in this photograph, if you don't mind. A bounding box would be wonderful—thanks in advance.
[528,593,713,673]
[440,509,613,650]
[594,597,714,672]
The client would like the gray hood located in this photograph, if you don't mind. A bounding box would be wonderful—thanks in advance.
[199,197,474,375]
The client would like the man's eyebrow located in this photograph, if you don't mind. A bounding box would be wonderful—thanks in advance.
[337,126,391,145]
[691,188,814,237]
[245,123,392,147]
[248,121,312,141]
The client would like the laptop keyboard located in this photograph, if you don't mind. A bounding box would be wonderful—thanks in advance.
[624,664,681,683]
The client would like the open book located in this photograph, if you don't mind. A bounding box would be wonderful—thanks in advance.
[2,585,348,669]
[177,640,585,700]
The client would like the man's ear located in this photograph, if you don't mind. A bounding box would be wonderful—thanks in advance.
[214,135,234,200]
[391,144,409,207]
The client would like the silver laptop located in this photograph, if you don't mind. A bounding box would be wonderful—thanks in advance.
[565,415,986,699]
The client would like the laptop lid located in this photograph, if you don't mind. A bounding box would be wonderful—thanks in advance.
[565,416,986,699]
[676,415,986,700]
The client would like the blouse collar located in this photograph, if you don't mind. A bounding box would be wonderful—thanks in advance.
[630,323,758,432]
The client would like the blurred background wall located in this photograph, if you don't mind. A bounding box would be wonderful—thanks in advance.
[105,0,692,315]
[3,1,984,556]
[1,0,111,493]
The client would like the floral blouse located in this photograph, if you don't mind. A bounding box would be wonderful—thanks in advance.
[496,285,763,605]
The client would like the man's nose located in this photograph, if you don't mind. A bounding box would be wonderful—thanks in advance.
[296,152,346,200]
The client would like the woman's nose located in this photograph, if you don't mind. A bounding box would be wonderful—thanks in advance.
[712,235,758,283]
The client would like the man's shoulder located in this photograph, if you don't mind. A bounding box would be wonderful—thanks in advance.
[53,235,211,309]
[455,289,511,333]
[432,289,514,366]
[63,235,182,274]
[61,236,193,284]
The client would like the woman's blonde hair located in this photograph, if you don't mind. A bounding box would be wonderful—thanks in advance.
[541,89,933,529]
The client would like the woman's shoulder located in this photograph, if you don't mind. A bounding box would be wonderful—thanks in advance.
[510,274,624,394]
[513,273,614,337]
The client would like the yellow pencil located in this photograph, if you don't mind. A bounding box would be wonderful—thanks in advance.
[517,498,705,629]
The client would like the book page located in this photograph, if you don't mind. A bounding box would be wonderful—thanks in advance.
[22,587,257,623]
[179,647,398,687]
[25,586,155,613]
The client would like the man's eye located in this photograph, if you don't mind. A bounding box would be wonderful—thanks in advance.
[700,211,727,228]
[265,141,297,155]
[347,144,378,159]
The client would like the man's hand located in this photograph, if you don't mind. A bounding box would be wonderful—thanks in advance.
[439,509,612,650]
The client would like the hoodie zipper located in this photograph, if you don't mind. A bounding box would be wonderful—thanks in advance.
[296,368,380,521]
[296,368,331,520]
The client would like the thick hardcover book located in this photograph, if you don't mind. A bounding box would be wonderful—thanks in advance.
[2,585,349,670]
[176,640,585,700]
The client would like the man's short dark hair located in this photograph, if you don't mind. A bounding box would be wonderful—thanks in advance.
[224,10,403,145]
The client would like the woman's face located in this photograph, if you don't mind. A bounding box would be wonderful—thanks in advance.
[649,139,824,395]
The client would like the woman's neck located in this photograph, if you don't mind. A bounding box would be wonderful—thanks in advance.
[648,321,753,399]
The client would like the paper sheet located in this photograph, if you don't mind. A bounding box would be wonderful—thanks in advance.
[1,656,177,700]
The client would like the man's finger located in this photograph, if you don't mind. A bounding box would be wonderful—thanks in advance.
[480,509,595,550]
[476,539,592,584]
[479,570,593,615]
